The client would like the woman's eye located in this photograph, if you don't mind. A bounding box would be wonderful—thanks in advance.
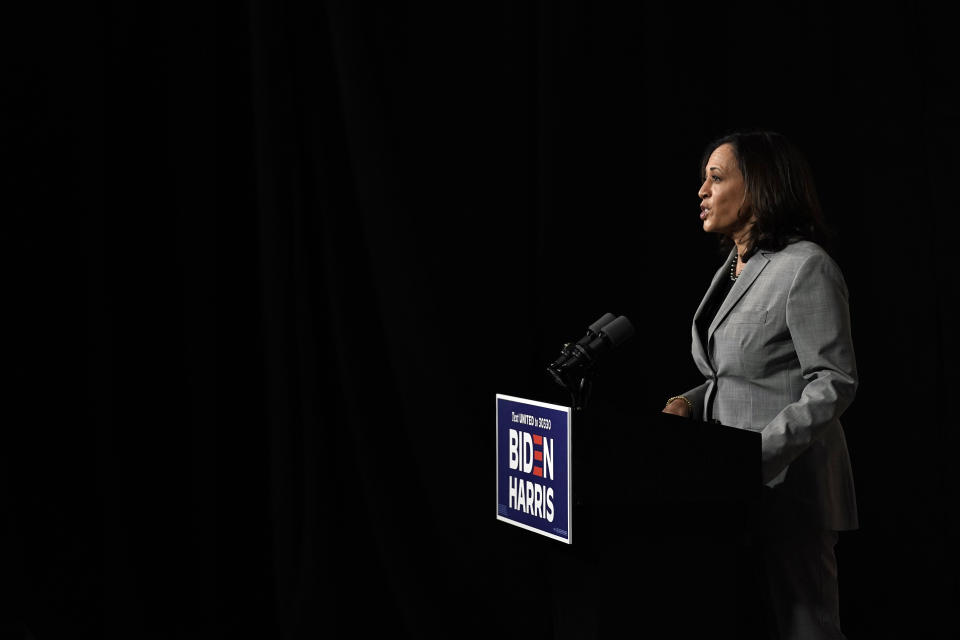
[711,176,720,182]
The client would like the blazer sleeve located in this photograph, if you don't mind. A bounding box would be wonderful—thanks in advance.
[760,251,858,483]
[682,381,709,421]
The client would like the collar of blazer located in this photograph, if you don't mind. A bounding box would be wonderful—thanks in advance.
[693,248,772,361]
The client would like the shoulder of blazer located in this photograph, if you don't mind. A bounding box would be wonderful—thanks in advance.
[759,240,835,272]
[760,240,848,298]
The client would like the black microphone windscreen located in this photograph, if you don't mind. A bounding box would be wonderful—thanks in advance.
[600,316,634,346]
[588,313,617,334]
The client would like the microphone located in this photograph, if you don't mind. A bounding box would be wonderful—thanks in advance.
[547,314,634,390]
[547,313,616,375]
[573,313,618,350]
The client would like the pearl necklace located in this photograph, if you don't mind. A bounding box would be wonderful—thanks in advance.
[729,253,740,281]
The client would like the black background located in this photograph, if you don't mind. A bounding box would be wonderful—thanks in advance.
[4,1,957,638]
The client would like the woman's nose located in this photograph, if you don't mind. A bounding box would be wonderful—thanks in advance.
[698,180,710,199]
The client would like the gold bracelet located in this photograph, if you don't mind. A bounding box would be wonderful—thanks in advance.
[665,395,693,411]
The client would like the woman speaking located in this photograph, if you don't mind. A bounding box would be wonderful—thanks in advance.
[664,131,858,639]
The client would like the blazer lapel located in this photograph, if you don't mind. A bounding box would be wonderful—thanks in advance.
[707,249,771,343]
[692,249,735,368]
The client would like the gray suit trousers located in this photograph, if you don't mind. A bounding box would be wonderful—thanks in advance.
[759,529,846,640]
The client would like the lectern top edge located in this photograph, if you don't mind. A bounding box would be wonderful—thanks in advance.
[496,393,571,414]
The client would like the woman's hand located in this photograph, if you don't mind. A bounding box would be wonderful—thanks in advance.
[663,397,692,418]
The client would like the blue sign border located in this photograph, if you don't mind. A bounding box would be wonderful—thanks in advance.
[495,393,572,544]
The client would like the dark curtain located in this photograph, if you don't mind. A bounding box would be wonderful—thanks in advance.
[4,1,957,638]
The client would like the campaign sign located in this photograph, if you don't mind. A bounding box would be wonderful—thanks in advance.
[496,394,572,544]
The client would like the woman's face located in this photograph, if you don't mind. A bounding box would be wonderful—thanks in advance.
[698,143,751,237]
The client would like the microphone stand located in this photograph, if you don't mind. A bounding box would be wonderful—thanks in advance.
[548,345,598,412]
[567,374,593,413]
[550,366,596,552]
[546,314,633,549]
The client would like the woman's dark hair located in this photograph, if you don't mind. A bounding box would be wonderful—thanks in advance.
[701,130,831,255]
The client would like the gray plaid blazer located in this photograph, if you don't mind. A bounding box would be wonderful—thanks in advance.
[684,240,858,531]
